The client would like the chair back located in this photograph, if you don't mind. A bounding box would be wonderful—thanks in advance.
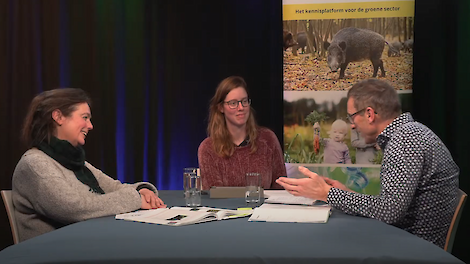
[444,189,467,253]
[1,190,19,244]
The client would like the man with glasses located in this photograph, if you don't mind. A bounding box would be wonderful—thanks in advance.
[277,79,459,249]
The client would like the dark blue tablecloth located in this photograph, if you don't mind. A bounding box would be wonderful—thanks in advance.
[0,190,464,264]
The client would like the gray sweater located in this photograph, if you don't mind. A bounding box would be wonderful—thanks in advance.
[12,148,158,242]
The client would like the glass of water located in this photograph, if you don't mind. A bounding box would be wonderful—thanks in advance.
[245,172,261,205]
[184,168,201,207]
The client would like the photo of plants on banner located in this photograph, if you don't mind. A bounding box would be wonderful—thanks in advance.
[282,0,415,194]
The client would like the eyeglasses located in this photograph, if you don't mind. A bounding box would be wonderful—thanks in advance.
[346,108,366,124]
[224,98,251,109]
[347,108,378,124]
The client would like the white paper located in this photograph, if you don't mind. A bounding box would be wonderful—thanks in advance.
[263,190,291,198]
[248,203,331,223]
[264,190,318,205]
[116,207,253,226]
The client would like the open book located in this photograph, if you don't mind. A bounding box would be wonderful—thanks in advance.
[248,203,331,223]
[115,207,253,226]
[264,190,318,205]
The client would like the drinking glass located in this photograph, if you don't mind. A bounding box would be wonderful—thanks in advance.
[245,172,261,205]
[184,168,201,207]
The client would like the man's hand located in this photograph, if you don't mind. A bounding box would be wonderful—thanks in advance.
[323,177,352,192]
[276,166,332,202]
[139,188,167,209]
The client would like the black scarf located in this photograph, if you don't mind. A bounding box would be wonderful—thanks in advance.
[36,137,105,194]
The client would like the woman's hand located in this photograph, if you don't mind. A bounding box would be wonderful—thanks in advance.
[139,188,167,209]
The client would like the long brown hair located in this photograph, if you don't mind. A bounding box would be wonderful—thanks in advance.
[22,88,92,147]
[207,76,258,157]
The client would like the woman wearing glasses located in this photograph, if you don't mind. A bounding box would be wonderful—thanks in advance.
[198,76,286,190]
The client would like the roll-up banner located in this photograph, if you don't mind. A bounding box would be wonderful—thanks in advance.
[283,0,414,195]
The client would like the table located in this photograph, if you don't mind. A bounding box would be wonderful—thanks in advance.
[0,190,464,264]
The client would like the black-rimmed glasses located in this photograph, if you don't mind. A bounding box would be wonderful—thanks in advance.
[224,98,251,109]
[346,108,366,124]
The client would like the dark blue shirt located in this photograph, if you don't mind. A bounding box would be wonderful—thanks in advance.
[327,113,459,248]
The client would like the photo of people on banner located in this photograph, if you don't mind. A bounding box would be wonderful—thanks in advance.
[283,90,412,165]
[283,17,414,91]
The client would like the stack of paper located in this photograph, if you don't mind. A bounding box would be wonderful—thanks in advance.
[248,203,331,223]
[252,190,331,223]
[264,190,318,205]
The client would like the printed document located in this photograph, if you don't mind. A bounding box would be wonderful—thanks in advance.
[116,207,253,226]
[248,203,331,223]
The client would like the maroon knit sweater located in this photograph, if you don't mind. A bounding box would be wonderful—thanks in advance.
[197,128,286,190]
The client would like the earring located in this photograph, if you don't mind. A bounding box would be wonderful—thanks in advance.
[53,118,61,126]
